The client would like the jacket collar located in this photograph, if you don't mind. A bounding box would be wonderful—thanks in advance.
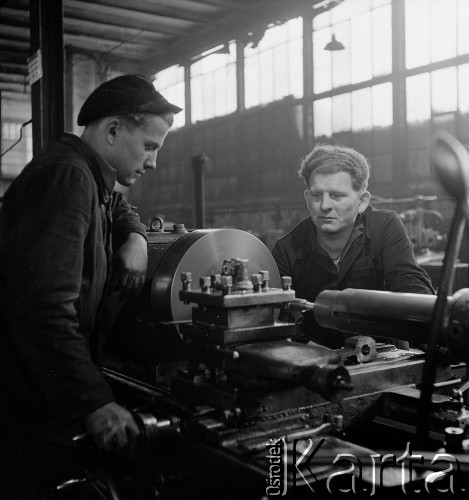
[59,133,116,197]
[296,206,373,261]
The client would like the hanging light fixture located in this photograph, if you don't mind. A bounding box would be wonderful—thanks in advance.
[324,34,345,51]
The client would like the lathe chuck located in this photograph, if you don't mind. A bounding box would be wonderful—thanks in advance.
[150,228,281,324]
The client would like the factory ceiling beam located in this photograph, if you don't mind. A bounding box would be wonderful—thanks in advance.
[65,0,197,37]
[0,73,28,84]
[188,0,249,10]
[65,34,162,61]
[65,18,170,48]
[81,0,214,25]
[0,81,30,93]
[144,0,310,73]
[0,38,30,52]
[0,62,28,75]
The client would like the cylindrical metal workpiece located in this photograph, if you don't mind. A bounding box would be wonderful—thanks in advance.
[314,289,437,344]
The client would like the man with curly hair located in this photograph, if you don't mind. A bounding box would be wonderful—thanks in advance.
[272,143,434,347]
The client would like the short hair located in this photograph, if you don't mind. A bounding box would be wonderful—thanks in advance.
[298,143,370,192]
[117,112,174,130]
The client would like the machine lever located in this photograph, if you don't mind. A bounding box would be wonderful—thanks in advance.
[418,131,469,445]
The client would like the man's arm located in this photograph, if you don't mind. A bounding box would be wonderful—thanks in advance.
[111,193,148,292]
[379,212,434,294]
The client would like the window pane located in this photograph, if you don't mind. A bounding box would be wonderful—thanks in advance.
[459,63,469,114]
[274,43,289,99]
[314,98,332,137]
[372,82,392,127]
[245,56,258,109]
[244,18,302,108]
[352,87,372,130]
[313,9,330,30]
[372,4,391,77]
[190,75,203,123]
[432,67,457,114]
[262,21,287,49]
[190,42,236,122]
[259,49,274,103]
[406,73,431,122]
[405,0,430,69]
[1,120,32,178]
[458,0,469,56]
[289,38,303,98]
[205,72,215,118]
[351,11,372,84]
[430,0,456,63]
[333,0,370,22]
[313,27,332,93]
[332,93,351,133]
[226,65,237,114]
[153,65,185,128]
[332,21,351,88]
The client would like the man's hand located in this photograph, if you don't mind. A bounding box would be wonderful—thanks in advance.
[111,232,147,293]
[84,401,140,455]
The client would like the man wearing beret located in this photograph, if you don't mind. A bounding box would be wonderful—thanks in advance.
[272,143,434,348]
[0,74,181,498]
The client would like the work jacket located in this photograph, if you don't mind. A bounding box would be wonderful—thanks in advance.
[272,207,434,347]
[0,133,147,438]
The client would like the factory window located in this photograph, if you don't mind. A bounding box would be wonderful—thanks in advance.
[459,63,469,114]
[1,120,32,178]
[406,65,465,123]
[153,65,185,129]
[313,0,391,94]
[406,73,431,123]
[190,42,237,123]
[351,88,372,131]
[2,121,21,140]
[313,97,332,137]
[314,81,392,137]
[244,17,303,109]
[405,0,468,70]
[372,82,393,127]
[332,93,351,133]
[431,67,457,114]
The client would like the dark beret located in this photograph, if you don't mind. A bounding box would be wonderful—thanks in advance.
[77,74,182,126]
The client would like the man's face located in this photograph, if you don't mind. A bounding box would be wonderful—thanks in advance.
[304,171,370,235]
[108,115,170,187]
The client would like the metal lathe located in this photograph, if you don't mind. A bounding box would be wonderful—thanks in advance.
[60,133,469,499]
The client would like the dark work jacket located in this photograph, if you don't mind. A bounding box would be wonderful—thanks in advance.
[272,207,434,347]
[0,133,147,439]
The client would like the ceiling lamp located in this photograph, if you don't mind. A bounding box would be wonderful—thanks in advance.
[324,34,345,51]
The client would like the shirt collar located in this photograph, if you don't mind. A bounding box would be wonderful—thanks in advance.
[93,151,116,196]
[298,212,366,260]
